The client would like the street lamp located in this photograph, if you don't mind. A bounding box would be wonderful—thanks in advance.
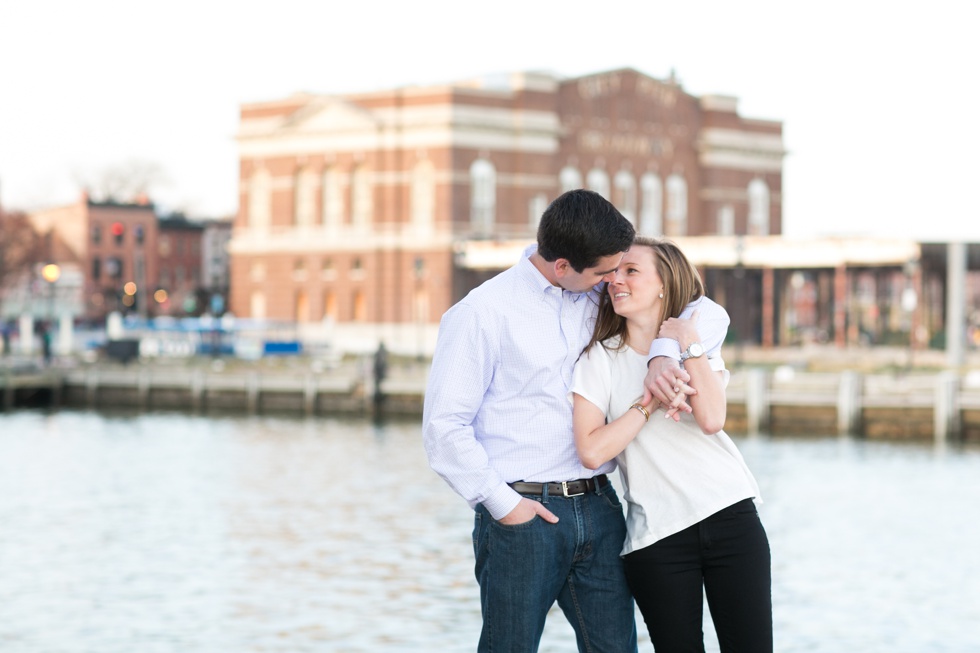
[40,263,60,363]
[41,263,61,320]
[41,263,61,283]
[122,281,138,313]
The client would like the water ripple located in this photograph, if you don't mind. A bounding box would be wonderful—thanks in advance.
[0,412,977,652]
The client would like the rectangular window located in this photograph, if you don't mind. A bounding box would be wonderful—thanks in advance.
[353,290,366,322]
[106,257,123,279]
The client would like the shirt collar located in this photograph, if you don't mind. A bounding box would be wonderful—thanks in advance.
[517,244,591,302]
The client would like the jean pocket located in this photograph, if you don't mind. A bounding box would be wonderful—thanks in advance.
[599,487,624,511]
[491,513,541,532]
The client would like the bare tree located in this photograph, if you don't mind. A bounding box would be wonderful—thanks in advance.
[0,209,43,294]
[72,159,170,203]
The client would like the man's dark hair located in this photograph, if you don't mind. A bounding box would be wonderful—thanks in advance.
[537,189,635,272]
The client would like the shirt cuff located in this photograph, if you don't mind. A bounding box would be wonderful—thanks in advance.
[482,484,522,520]
[648,337,682,361]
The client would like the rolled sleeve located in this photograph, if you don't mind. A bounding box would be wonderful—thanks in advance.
[648,296,730,361]
[422,303,516,515]
[482,485,523,520]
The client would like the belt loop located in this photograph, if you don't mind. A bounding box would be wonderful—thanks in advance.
[594,476,604,495]
[541,482,549,504]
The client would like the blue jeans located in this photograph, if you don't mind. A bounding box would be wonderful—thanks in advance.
[473,483,637,653]
[623,499,772,653]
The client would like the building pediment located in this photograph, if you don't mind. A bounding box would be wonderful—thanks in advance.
[564,67,688,113]
[281,97,380,135]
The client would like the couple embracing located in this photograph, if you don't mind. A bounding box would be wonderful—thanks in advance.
[423,189,772,653]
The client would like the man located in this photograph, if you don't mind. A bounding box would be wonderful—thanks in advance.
[423,189,727,652]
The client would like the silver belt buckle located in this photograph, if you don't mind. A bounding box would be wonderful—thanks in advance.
[562,480,585,497]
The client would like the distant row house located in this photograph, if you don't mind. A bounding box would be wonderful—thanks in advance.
[20,193,232,323]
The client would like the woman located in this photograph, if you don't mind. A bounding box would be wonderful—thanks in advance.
[571,237,772,652]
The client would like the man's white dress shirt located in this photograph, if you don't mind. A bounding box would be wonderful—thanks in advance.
[423,245,729,520]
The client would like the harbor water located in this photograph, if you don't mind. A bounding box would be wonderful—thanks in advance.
[0,410,978,652]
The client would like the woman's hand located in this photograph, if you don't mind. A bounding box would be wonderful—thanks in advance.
[658,309,700,351]
[658,308,728,434]
[642,358,692,421]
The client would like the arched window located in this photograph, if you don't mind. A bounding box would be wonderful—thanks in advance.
[586,168,610,199]
[748,178,770,235]
[250,291,266,319]
[292,257,307,280]
[414,287,429,331]
[559,166,582,193]
[717,205,735,236]
[411,159,435,228]
[665,174,688,236]
[248,169,271,230]
[639,172,663,235]
[350,164,373,228]
[322,291,338,322]
[613,170,637,225]
[352,290,367,322]
[350,256,365,281]
[294,167,317,227]
[470,158,496,233]
[295,290,310,323]
[322,166,343,228]
[528,193,548,231]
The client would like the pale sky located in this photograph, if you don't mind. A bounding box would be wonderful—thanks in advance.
[1,0,977,240]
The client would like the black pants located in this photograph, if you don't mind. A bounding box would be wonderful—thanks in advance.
[623,499,772,653]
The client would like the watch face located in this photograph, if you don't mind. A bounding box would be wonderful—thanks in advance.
[688,343,705,358]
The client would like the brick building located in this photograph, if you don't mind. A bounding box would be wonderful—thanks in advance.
[230,67,784,352]
[29,194,159,321]
[27,194,209,321]
[157,213,204,314]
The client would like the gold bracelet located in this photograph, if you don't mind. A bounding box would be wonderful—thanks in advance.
[629,402,650,422]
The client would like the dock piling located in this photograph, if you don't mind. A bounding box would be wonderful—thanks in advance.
[191,369,205,412]
[745,368,769,435]
[837,371,862,435]
[935,371,960,442]
[246,372,259,414]
[303,374,317,416]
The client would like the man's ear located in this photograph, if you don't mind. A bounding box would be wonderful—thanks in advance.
[554,258,571,278]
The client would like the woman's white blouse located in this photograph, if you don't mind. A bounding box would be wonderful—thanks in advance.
[572,338,762,556]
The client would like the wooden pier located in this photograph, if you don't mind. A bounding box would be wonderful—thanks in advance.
[3,360,980,442]
[0,366,63,410]
[722,368,980,442]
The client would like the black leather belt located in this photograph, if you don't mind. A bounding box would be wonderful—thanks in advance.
[509,474,609,498]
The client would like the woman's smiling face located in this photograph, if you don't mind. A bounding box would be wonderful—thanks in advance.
[607,244,663,320]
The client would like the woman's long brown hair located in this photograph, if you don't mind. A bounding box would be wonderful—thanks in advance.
[584,236,705,354]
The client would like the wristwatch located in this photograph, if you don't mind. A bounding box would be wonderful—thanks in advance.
[679,342,705,362]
